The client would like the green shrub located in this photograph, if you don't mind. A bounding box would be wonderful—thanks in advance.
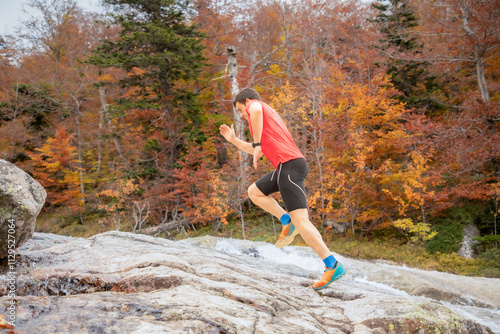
[425,220,466,253]
[477,248,500,267]
[474,235,500,247]
[425,206,478,253]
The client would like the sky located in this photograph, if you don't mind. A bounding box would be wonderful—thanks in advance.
[0,0,102,36]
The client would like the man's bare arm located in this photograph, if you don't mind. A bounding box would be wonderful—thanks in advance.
[219,124,254,155]
[248,102,263,144]
[248,102,264,168]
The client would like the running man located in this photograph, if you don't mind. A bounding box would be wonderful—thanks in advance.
[219,88,346,290]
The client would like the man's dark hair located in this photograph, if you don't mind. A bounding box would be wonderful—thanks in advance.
[233,88,261,107]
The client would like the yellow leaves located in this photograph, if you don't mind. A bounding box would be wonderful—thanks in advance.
[97,73,117,83]
[329,76,405,140]
[268,74,436,233]
[267,64,282,76]
[270,81,311,128]
[488,182,500,197]
[393,218,438,244]
[393,218,413,230]
[358,208,382,223]
[377,151,432,215]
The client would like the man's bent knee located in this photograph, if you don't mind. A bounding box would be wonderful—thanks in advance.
[248,183,265,202]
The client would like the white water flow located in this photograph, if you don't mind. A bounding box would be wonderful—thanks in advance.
[210,238,500,333]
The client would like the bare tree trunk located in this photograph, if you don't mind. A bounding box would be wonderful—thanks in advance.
[71,95,85,203]
[353,32,364,86]
[239,193,246,240]
[280,3,294,80]
[227,46,246,148]
[312,119,326,220]
[227,46,247,238]
[474,46,490,103]
[141,218,190,235]
[421,197,427,225]
[461,6,490,103]
[132,200,150,232]
[97,87,106,178]
[310,85,326,219]
[493,193,498,249]
[111,129,130,171]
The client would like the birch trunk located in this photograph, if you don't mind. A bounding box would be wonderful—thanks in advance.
[227,45,247,239]
[474,46,490,103]
[227,46,245,145]
[71,96,86,203]
[461,6,490,103]
[97,87,106,178]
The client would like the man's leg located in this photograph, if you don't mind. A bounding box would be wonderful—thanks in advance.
[248,183,286,219]
[289,208,347,289]
[288,208,331,259]
[277,158,346,288]
[248,183,297,247]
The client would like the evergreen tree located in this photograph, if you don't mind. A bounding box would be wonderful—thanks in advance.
[87,0,207,179]
[0,84,61,163]
[88,0,206,113]
[370,0,443,115]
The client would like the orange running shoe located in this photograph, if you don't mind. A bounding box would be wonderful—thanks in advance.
[313,262,346,290]
[275,223,299,248]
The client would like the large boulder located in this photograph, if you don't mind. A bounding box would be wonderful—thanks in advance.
[0,231,497,333]
[0,159,46,259]
[457,223,481,259]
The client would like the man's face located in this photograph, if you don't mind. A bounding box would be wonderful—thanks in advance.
[235,101,248,121]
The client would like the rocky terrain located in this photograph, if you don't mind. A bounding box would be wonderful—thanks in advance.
[0,231,498,333]
[0,159,46,259]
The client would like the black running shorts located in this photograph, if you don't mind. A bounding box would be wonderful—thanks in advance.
[255,158,309,212]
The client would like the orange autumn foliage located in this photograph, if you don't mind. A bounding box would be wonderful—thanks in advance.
[96,178,140,217]
[311,73,435,232]
[169,134,234,226]
[27,126,83,211]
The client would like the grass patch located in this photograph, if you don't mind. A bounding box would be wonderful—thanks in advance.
[325,236,497,277]
[35,208,110,238]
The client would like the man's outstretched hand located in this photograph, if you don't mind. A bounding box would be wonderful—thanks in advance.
[219,124,236,143]
[220,123,262,168]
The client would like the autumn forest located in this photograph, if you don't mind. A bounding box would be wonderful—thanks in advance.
[1,0,499,273]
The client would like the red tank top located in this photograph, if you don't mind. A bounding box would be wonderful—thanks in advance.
[246,100,304,169]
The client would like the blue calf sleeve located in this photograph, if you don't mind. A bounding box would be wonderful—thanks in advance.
[280,213,291,225]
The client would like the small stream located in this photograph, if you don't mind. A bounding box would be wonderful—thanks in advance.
[211,238,500,333]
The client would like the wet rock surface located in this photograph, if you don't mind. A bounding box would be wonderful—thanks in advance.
[0,231,497,334]
[0,159,46,259]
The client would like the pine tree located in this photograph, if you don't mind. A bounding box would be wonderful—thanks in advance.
[87,0,207,180]
[88,0,206,113]
[370,0,443,115]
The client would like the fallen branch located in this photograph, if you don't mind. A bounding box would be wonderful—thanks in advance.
[140,219,190,236]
